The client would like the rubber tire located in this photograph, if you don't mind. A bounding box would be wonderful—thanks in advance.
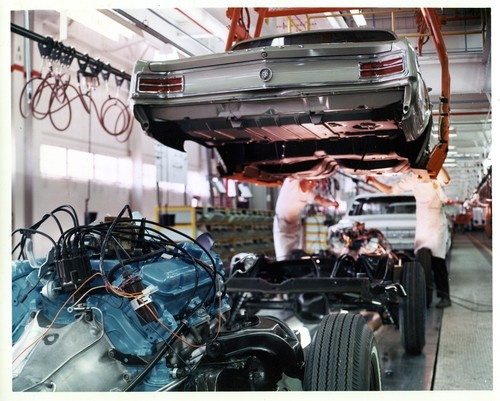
[399,261,427,355]
[303,313,382,391]
[415,248,434,307]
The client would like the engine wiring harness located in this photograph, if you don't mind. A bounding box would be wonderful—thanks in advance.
[12,204,230,391]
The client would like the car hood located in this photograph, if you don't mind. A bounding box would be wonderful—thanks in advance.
[333,214,416,230]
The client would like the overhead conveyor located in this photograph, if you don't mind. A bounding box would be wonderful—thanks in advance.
[420,8,451,179]
[10,22,130,83]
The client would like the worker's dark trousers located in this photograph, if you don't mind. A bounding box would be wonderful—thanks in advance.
[431,256,450,300]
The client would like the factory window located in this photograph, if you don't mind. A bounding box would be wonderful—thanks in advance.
[40,144,133,187]
[68,149,93,180]
[143,163,157,188]
[117,158,133,187]
[94,154,118,183]
[39,144,67,178]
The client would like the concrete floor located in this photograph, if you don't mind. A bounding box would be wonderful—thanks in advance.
[433,231,493,390]
[374,306,442,390]
[375,230,493,391]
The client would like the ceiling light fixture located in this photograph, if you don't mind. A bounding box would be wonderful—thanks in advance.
[350,10,367,27]
[65,9,135,42]
[324,12,348,29]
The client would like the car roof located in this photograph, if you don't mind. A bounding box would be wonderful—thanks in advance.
[231,28,399,50]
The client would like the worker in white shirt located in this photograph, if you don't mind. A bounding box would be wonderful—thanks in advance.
[366,169,452,308]
[273,177,339,261]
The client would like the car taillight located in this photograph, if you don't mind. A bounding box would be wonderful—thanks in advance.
[359,57,404,78]
[137,76,184,94]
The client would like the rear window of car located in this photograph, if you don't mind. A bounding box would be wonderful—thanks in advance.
[232,29,397,50]
[348,196,416,216]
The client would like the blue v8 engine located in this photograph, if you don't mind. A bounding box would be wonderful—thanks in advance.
[11,205,304,392]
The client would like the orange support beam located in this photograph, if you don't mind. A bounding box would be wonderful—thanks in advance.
[225,8,267,50]
[225,8,241,50]
[226,7,357,49]
[225,8,252,50]
[420,8,451,178]
[253,8,269,39]
[258,8,352,18]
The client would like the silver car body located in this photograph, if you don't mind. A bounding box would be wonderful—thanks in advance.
[131,29,432,184]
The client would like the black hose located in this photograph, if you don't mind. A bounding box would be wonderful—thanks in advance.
[123,322,187,391]
[107,246,165,282]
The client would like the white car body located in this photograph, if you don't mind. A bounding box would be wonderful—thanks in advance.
[332,193,416,252]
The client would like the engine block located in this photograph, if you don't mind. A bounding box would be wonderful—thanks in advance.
[12,209,231,391]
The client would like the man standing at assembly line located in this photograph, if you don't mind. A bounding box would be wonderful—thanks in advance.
[366,169,453,308]
[273,177,339,261]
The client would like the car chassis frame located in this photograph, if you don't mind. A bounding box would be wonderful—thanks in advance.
[227,236,427,355]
